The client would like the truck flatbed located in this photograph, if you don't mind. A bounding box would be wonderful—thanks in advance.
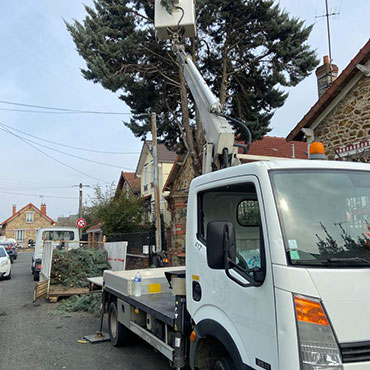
[121,291,175,326]
[104,267,185,327]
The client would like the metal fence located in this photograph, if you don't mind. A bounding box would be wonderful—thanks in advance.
[107,230,155,266]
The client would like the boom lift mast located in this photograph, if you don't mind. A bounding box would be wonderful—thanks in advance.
[154,0,250,173]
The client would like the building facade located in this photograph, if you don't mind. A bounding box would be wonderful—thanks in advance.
[1,203,55,247]
[287,40,370,161]
[135,140,176,226]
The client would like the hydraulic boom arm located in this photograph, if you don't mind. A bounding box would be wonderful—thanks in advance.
[154,0,244,173]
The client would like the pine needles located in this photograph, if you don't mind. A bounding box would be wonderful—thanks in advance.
[50,248,110,288]
[56,294,102,317]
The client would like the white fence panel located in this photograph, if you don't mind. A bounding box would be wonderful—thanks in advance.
[40,241,54,282]
[104,242,128,271]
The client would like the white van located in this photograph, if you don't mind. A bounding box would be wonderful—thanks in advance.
[32,227,79,281]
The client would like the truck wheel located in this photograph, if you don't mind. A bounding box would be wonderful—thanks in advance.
[212,357,233,370]
[33,271,40,282]
[108,301,132,347]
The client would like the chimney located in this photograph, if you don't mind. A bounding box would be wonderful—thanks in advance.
[12,204,16,216]
[315,55,339,99]
[41,203,47,216]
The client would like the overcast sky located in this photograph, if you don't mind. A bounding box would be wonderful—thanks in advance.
[0,0,369,220]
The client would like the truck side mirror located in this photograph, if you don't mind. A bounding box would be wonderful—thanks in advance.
[206,221,236,269]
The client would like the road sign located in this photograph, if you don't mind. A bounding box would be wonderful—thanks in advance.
[76,218,86,229]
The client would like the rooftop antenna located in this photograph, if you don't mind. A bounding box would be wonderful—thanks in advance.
[315,0,340,65]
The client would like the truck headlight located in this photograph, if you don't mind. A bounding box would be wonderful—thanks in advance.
[294,295,343,369]
[0,260,8,267]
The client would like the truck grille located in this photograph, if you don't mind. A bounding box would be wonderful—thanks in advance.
[340,341,370,363]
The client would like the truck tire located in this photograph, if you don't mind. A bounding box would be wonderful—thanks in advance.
[34,271,40,282]
[108,301,133,347]
[212,357,233,370]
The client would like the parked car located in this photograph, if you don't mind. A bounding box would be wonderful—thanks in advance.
[9,241,17,260]
[0,242,15,263]
[0,246,11,280]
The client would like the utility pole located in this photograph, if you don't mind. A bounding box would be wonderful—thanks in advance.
[151,112,162,253]
[73,183,90,239]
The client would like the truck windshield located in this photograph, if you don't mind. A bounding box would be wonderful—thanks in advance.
[42,231,75,241]
[271,169,370,267]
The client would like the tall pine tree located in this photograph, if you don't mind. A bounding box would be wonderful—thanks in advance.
[67,0,318,175]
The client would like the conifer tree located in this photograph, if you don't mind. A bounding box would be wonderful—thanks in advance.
[67,0,318,174]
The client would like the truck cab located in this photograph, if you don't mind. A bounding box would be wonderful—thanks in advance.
[186,159,370,370]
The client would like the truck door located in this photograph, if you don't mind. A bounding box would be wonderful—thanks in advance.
[187,176,278,369]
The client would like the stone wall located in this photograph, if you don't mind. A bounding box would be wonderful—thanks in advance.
[314,75,370,158]
[166,155,195,266]
[3,207,54,246]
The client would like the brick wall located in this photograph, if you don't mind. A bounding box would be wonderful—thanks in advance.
[166,155,195,267]
[166,194,187,266]
[314,75,370,158]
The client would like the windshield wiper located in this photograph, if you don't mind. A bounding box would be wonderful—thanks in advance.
[293,257,370,266]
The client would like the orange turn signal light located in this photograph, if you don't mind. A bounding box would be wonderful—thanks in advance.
[309,142,325,155]
[294,296,329,326]
[190,330,196,342]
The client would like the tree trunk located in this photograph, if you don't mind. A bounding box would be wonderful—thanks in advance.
[219,44,228,107]
[178,65,202,176]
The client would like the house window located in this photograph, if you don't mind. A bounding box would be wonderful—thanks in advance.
[151,160,155,188]
[151,201,155,222]
[143,163,148,191]
[15,230,25,242]
[26,212,34,223]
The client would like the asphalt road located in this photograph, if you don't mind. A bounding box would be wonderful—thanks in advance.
[0,252,171,370]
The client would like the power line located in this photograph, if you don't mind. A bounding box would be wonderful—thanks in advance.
[0,125,135,171]
[0,124,110,184]
[0,108,80,114]
[0,190,78,199]
[0,99,137,115]
[0,122,139,155]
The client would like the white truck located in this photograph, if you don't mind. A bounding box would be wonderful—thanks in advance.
[32,227,79,281]
[100,2,370,370]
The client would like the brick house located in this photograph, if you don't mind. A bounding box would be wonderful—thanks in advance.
[163,136,307,266]
[287,39,370,161]
[1,203,55,247]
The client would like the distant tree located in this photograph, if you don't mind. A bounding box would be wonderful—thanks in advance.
[83,184,145,234]
[67,0,319,175]
[82,183,115,228]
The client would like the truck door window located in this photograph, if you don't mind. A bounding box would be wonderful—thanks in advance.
[198,182,263,270]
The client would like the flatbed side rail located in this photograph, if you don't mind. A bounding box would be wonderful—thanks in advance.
[129,321,174,361]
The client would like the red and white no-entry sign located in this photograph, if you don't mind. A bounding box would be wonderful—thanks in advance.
[76,218,86,228]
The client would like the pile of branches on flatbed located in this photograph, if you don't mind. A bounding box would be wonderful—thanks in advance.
[50,248,110,288]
